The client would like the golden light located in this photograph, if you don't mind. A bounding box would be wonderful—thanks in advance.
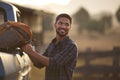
[4,0,71,5]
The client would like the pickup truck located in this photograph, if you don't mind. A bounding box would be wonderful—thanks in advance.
[0,1,31,80]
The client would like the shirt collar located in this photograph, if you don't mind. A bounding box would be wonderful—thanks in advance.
[52,36,70,45]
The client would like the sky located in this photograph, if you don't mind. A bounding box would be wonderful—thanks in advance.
[3,0,120,15]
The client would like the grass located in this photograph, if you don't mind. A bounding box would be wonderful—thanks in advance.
[30,64,45,80]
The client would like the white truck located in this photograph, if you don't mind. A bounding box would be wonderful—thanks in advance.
[0,1,31,80]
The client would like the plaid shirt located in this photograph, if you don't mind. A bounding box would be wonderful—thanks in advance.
[35,36,78,80]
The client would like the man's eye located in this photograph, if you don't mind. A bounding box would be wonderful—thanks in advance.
[58,22,62,25]
[58,22,70,27]
[65,23,69,26]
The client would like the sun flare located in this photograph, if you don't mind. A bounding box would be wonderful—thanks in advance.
[4,0,71,5]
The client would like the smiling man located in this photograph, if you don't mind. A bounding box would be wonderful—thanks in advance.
[22,13,78,80]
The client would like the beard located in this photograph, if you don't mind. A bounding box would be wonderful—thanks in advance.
[56,28,68,37]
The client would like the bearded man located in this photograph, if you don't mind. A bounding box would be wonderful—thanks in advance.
[22,13,78,80]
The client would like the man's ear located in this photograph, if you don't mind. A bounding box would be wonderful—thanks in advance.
[54,23,56,28]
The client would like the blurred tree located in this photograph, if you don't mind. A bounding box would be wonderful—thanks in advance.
[86,14,112,34]
[116,6,120,23]
[87,20,104,33]
[73,7,90,33]
[73,7,112,34]
[101,14,112,28]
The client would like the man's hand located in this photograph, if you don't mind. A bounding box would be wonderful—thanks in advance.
[22,43,49,66]
[22,44,33,54]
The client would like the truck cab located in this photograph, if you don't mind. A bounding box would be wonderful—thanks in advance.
[0,1,21,24]
[0,1,31,80]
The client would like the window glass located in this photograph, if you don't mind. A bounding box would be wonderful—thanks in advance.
[0,9,5,25]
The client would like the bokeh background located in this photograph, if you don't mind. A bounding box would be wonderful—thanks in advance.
[1,0,120,80]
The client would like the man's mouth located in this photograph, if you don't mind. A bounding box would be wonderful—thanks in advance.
[59,29,66,34]
[56,28,68,37]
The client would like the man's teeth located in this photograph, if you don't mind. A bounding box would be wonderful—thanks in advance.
[60,30,65,32]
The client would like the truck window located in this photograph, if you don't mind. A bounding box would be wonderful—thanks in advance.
[0,8,6,25]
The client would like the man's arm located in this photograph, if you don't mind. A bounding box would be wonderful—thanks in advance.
[22,44,49,66]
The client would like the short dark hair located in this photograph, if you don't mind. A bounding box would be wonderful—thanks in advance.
[55,13,72,24]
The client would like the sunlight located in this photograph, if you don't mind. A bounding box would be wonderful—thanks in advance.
[4,0,71,5]
[4,0,29,5]
[31,0,71,5]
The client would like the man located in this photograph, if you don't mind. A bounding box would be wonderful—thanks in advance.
[22,13,78,80]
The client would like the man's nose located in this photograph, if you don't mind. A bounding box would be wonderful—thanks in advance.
[61,24,66,28]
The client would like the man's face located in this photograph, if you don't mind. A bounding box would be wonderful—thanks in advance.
[54,17,71,37]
